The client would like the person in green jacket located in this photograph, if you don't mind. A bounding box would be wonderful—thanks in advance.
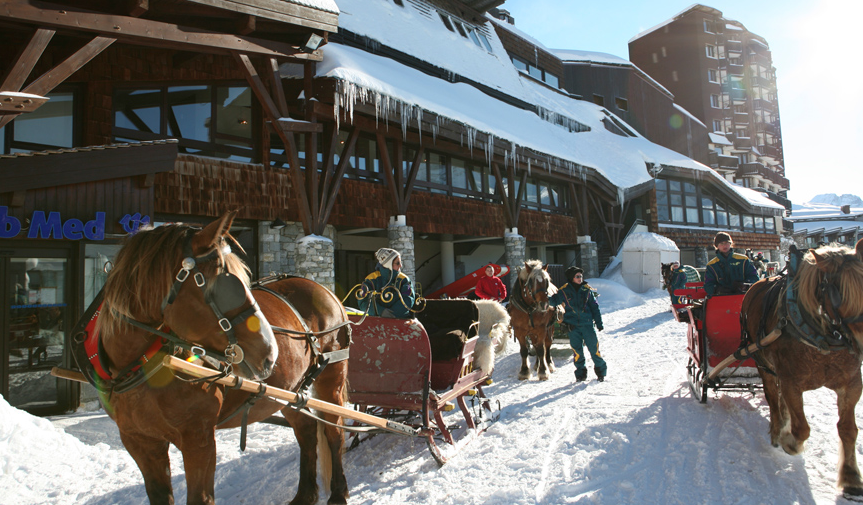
[356,248,416,318]
[704,232,760,296]
[549,266,607,382]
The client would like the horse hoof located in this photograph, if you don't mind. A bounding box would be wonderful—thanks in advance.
[780,433,804,455]
[518,371,531,380]
[538,372,549,381]
[843,487,863,501]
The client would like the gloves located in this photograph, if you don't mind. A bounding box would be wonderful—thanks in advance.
[596,325,604,332]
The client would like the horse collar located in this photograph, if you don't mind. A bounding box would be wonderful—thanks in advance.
[783,275,856,354]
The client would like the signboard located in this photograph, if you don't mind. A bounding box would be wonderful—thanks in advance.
[0,207,150,240]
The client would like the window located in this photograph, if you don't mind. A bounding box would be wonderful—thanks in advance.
[592,94,605,107]
[661,47,667,57]
[706,44,717,58]
[737,153,749,164]
[615,97,628,111]
[672,71,678,82]
[3,88,79,153]
[453,20,468,38]
[439,12,454,32]
[708,69,719,83]
[736,127,749,138]
[652,53,658,63]
[528,64,543,80]
[656,178,699,224]
[712,120,723,132]
[512,56,528,72]
[704,19,715,33]
[544,72,559,88]
[476,32,493,52]
[710,94,721,108]
[114,84,253,162]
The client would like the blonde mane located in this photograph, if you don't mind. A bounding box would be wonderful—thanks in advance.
[796,243,863,336]
[95,223,250,339]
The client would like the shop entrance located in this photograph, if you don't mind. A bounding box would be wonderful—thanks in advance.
[1,248,74,415]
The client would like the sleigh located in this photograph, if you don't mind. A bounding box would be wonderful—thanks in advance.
[345,299,497,464]
[674,282,763,403]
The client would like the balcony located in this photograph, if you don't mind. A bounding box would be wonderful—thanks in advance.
[734,111,749,123]
[753,189,792,214]
[752,98,775,111]
[708,152,739,172]
[727,62,744,75]
[733,136,752,148]
[750,75,774,89]
[756,122,777,135]
[760,144,781,158]
[738,162,790,188]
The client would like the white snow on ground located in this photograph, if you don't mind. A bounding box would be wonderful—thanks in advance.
[2,283,862,504]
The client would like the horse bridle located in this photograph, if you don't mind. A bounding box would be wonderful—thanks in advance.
[511,273,549,328]
[122,230,263,371]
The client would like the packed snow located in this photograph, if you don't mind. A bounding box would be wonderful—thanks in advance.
[3,280,862,504]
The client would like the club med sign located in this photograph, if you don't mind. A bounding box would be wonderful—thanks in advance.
[0,207,150,240]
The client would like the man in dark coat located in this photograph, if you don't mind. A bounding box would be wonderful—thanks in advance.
[704,232,760,296]
[549,266,607,382]
[356,248,415,318]
[669,261,688,305]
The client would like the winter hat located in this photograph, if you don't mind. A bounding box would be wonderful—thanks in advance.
[714,232,733,247]
[565,266,584,282]
[375,248,401,270]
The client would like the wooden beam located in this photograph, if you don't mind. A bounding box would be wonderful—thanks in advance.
[376,132,401,213]
[126,0,149,17]
[276,119,323,133]
[236,15,256,35]
[266,57,289,118]
[234,51,312,232]
[491,162,514,229]
[319,126,360,228]
[0,27,55,92]
[0,92,49,115]
[0,0,322,60]
[400,145,425,214]
[23,36,115,97]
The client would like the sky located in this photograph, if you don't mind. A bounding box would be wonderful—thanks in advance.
[4,252,861,503]
[501,0,862,205]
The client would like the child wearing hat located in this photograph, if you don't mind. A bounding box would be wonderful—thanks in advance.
[549,266,607,382]
[704,232,759,295]
[356,248,416,318]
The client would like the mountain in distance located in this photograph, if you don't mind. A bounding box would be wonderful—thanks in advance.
[808,193,863,206]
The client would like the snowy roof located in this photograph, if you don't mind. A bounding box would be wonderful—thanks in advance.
[628,4,718,43]
[793,220,863,234]
[708,132,732,145]
[788,201,863,221]
[287,0,339,13]
[673,103,705,128]
[552,49,630,66]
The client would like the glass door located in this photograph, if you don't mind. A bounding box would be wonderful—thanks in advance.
[3,252,70,413]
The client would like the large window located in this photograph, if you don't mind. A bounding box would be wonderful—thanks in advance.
[656,178,772,233]
[113,84,254,161]
[1,88,80,154]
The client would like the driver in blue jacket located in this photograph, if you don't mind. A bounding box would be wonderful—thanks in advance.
[356,248,415,318]
[549,266,607,382]
[704,232,760,296]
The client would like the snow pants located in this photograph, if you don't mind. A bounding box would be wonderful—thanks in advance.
[568,324,607,376]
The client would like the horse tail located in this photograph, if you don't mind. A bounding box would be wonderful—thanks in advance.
[317,421,332,492]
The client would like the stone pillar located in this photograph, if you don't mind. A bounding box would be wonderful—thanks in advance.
[694,246,709,268]
[295,235,335,291]
[440,234,455,286]
[576,236,598,278]
[504,228,526,287]
[258,221,287,276]
[388,215,415,285]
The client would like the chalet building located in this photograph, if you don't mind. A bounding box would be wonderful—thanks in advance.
[628,4,790,212]
[786,204,863,249]
[489,9,785,270]
[1,0,783,415]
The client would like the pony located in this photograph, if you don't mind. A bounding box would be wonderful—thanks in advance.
[741,239,863,499]
[89,211,350,505]
[507,260,558,380]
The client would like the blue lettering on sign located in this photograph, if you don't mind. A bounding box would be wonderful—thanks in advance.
[29,211,63,239]
[119,213,150,234]
[0,209,112,240]
[0,207,22,238]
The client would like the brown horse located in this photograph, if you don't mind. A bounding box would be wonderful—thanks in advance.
[91,211,350,505]
[508,260,558,380]
[741,239,863,499]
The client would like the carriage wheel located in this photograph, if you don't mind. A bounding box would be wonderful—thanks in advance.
[686,357,708,404]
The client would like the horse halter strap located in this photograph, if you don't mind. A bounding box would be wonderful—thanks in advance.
[158,232,258,365]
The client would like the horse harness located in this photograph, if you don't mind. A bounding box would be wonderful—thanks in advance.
[510,275,551,330]
[72,230,263,395]
[747,245,863,357]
